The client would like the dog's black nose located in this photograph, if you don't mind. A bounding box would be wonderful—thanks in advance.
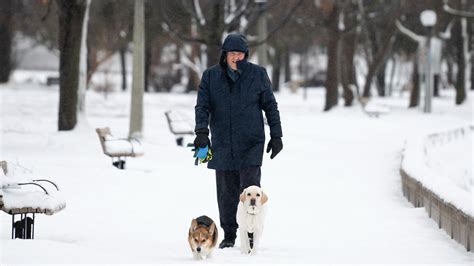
[250,199,256,206]
[196,247,201,253]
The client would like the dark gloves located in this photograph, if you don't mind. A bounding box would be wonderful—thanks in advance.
[194,128,210,148]
[266,137,283,159]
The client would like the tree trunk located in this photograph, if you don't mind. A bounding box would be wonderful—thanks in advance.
[145,39,151,92]
[409,58,420,108]
[471,55,474,90]
[120,45,127,91]
[447,53,454,85]
[325,41,340,110]
[271,45,282,92]
[187,41,201,92]
[284,45,291,83]
[362,25,396,98]
[205,0,224,67]
[341,31,356,106]
[433,74,440,96]
[0,0,13,83]
[129,0,145,138]
[57,0,86,131]
[454,19,466,105]
[144,4,151,93]
[324,7,340,112]
[186,69,200,92]
[376,64,386,96]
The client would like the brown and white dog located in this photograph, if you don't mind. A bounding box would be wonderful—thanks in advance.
[237,185,268,255]
[188,215,218,260]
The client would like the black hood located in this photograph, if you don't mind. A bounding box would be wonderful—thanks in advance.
[220,33,249,67]
[222,33,248,53]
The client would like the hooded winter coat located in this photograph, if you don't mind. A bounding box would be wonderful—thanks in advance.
[195,33,282,170]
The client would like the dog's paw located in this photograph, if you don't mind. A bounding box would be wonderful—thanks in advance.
[192,253,203,260]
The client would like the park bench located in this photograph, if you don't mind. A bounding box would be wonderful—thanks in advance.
[96,127,144,169]
[359,96,390,118]
[0,160,66,239]
[164,110,195,146]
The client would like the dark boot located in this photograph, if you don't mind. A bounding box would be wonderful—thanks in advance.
[219,232,236,249]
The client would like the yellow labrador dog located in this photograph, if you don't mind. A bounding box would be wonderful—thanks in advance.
[237,185,268,255]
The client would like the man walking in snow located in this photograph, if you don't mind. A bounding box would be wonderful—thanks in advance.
[194,33,283,248]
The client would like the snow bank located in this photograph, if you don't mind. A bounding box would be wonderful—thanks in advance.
[402,125,473,216]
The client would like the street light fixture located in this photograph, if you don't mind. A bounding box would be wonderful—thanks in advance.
[420,10,437,113]
[420,10,437,27]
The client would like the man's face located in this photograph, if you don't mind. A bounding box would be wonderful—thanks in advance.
[226,51,245,70]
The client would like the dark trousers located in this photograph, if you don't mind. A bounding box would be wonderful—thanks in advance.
[215,166,261,239]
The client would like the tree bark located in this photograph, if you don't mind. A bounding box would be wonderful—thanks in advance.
[325,40,340,111]
[0,0,13,83]
[120,45,127,91]
[471,54,474,90]
[284,45,291,83]
[324,5,340,112]
[145,39,151,92]
[376,64,386,96]
[362,24,396,98]
[205,0,224,67]
[447,53,454,85]
[341,31,356,106]
[453,19,466,104]
[409,58,420,108]
[271,45,282,92]
[57,0,86,131]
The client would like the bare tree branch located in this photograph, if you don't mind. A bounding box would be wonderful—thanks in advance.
[443,0,474,18]
[438,18,455,39]
[180,0,204,26]
[395,20,424,43]
[192,0,206,26]
[224,0,252,28]
[248,0,304,47]
[160,4,207,45]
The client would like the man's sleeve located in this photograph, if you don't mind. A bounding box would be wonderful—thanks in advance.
[195,69,211,131]
[260,68,283,138]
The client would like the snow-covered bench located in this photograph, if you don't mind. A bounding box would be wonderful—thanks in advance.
[0,160,66,239]
[96,127,144,169]
[360,96,390,118]
[164,110,195,146]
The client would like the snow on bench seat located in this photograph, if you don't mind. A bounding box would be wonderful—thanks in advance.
[96,127,144,157]
[0,161,66,216]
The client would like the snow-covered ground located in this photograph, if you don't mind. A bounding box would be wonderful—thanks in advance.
[0,75,473,264]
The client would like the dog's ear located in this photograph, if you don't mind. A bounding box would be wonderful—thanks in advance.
[190,218,198,232]
[261,191,268,204]
[240,189,246,203]
[209,222,216,235]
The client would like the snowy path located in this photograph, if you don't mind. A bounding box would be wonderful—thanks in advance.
[0,85,472,264]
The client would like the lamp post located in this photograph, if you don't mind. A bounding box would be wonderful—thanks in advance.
[420,10,437,113]
[255,0,268,67]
